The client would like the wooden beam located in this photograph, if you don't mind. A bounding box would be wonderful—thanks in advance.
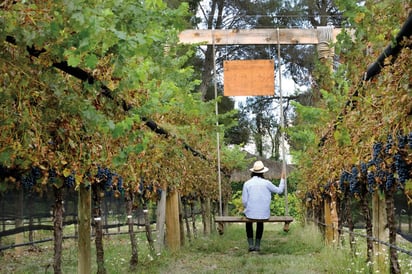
[179,28,343,45]
[214,215,293,223]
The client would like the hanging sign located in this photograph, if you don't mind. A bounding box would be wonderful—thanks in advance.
[223,59,275,96]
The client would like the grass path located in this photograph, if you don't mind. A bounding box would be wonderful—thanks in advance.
[150,223,366,274]
[1,222,411,273]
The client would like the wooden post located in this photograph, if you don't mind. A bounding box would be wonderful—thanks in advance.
[156,188,166,252]
[165,188,180,251]
[78,184,91,274]
[330,189,339,244]
[324,195,334,244]
[372,191,387,273]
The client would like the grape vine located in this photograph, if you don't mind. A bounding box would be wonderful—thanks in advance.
[338,133,411,196]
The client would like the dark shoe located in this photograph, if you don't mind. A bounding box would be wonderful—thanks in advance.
[247,238,254,252]
[254,239,261,251]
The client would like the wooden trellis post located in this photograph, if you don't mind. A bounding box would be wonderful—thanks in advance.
[78,184,91,274]
[156,188,167,252]
[324,191,339,244]
[165,188,181,251]
[372,192,388,273]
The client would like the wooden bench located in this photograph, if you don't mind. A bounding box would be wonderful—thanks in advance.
[215,216,294,234]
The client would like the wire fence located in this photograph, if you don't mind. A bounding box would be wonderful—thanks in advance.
[311,218,412,256]
[1,187,411,257]
[0,187,156,251]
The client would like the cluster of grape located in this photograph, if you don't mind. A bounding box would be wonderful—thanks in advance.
[339,170,350,193]
[21,174,35,189]
[31,167,42,180]
[372,140,386,191]
[96,166,114,191]
[339,131,412,195]
[21,167,42,190]
[117,176,123,191]
[394,153,409,185]
[372,142,383,164]
[95,166,126,194]
[360,162,368,176]
[64,173,75,188]
[367,171,375,193]
[385,135,393,154]
[48,168,57,184]
[385,171,395,191]
[398,134,408,149]
[13,164,129,192]
[349,166,360,194]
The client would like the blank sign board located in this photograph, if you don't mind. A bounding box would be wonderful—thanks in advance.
[223,60,275,96]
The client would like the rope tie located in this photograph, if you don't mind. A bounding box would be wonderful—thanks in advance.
[317,26,334,60]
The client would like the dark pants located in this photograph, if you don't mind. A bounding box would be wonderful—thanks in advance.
[246,221,264,239]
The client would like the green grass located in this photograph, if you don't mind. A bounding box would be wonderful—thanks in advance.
[1,223,411,273]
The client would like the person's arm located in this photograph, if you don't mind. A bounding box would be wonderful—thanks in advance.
[278,171,286,193]
[242,184,248,209]
[269,170,286,194]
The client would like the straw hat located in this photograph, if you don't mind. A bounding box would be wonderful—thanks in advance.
[249,160,269,173]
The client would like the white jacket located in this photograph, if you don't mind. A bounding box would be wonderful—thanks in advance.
[242,176,285,220]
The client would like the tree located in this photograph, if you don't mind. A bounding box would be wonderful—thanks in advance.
[190,0,344,152]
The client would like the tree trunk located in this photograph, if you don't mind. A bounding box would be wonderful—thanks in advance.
[190,201,198,239]
[143,203,155,253]
[317,199,325,237]
[28,193,34,244]
[385,190,401,274]
[182,199,191,242]
[360,194,373,263]
[125,189,138,270]
[345,198,356,254]
[336,196,343,244]
[201,197,211,235]
[92,187,106,274]
[339,195,355,249]
[14,188,24,255]
[53,187,64,274]
[178,196,185,246]
[199,0,225,101]
[104,195,109,234]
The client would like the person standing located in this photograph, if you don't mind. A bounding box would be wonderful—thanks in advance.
[242,160,285,252]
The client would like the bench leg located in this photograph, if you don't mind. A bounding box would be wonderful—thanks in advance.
[217,222,224,235]
[283,221,291,232]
